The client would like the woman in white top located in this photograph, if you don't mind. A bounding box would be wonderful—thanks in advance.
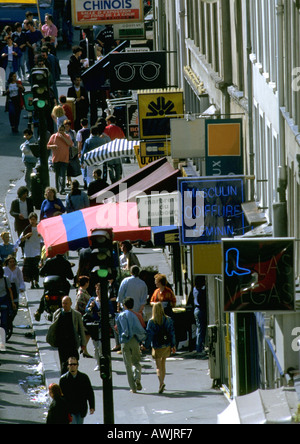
[4,72,24,133]
[4,255,25,315]
[21,212,42,289]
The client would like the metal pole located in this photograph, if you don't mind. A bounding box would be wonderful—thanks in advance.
[274,0,288,236]
[100,279,114,424]
[38,106,49,190]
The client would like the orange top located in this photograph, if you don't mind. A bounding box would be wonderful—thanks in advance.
[150,287,176,307]
[47,132,72,163]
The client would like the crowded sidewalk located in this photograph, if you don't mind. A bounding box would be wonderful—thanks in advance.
[3,165,229,424]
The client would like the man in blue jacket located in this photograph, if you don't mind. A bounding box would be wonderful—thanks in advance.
[116,297,146,393]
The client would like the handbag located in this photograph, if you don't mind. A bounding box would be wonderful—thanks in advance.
[68,155,81,177]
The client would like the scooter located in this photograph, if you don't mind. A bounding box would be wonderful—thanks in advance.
[35,275,71,322]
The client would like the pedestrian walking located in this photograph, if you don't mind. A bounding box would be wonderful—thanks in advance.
[4,72,24,134]
[67,76,89,131]
[103,115,125,183]
[21,212,41,289]
[76,118,90,189]
[9,186,34,247]
[116,297,146,393]
[59,356,95,424]
[3,255,25,317]
[0,232,16,264]
[75,275,94,359]
[47,124,73,194]
[145,302,176,394]
[117,265,148,314]
[46,296,87,375]
[119,240,140,271]
[108,274,120,352]
[20,128,38,192]
[65,180,89,213]
[87,168,109,198]
[1,36,21,82]
[46,383,71,424]
[51,105,67,131]
[40,187,65,219]
[85,282,102,370]
[150,273,177,317]
[193,276,207,357]
[0,265,15,337]
[81,125,108,185]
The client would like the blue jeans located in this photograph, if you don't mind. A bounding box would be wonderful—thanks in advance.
[194,307,207,353]
[53,161,68,193]
[71,413,84,424]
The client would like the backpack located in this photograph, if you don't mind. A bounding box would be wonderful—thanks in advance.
[156,318,171,346]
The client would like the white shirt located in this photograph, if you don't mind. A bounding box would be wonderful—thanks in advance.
[24,227,41,258]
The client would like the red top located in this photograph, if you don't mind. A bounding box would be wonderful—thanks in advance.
[104,124,125,141]
[150,287,177,307]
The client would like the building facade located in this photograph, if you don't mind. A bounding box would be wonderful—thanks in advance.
[152,0,300,397]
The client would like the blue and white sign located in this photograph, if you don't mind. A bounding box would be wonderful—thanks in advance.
[178,176,245,245]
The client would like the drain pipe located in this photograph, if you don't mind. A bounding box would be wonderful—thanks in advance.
[273,0,288,237]
[245,0,254,201]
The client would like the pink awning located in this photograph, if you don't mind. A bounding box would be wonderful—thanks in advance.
[38,202,151,257]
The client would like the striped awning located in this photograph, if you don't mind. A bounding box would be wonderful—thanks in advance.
[83,139,139,167]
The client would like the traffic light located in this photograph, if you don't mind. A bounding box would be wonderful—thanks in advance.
[31,67,50,109]
[100,355,110,380]
[90,229,114,280]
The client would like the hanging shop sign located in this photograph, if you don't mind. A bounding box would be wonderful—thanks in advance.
[137,192,179,227]
[205,119,243,176]
[72,0,144,26]
[178,176,245,245]
[222,238,295,313]
[171,118,206,159]
[138,90,184,140]
[109,52,167,91]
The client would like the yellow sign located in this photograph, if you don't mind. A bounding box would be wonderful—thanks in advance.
[140,141,170,157]
[138,90,184,140]
[193,244,222,275]
[207,122,241,157]
[134,146,164,168]
[165,232,180,244]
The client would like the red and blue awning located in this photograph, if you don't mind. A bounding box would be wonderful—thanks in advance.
[38,202,151,257]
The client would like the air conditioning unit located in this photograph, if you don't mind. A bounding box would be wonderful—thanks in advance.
[208,324,221,387]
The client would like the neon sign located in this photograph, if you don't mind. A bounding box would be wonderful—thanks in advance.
[178,177,245,245]
[223,239,295,312]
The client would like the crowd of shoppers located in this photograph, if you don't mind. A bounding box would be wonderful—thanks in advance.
[0,10,210,425]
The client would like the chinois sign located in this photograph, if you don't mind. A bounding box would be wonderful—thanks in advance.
[72,0,144,26]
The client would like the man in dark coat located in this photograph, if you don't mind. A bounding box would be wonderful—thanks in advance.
[67,76,89,131]
[59,356,95,424]
[9,186,34,237]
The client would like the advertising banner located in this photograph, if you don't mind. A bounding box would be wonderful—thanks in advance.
[72,0,144,26]
[222,238,295,312]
